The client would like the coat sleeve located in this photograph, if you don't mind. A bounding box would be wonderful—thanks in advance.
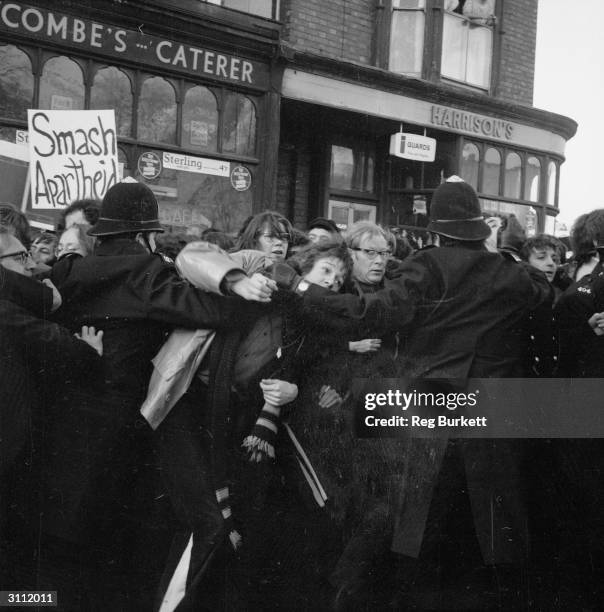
[1,300,100,381]
[145,259,243,329]
[0,267,53,317]
[175,241,248,293]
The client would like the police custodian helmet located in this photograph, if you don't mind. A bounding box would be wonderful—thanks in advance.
[88,178,164,237]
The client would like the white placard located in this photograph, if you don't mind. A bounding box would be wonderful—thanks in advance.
[28,109,118,209]
[162,152,230,176]
[389,132,436,162]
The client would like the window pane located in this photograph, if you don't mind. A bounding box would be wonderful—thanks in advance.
[393,0,425,7]
[466,24,492,88]
[222,94,256,156]
[461,143,480,190]
[390,10,425,75]
[442,13,492,89]
[330,146,354,190]
[91,67,133,137]
[524,156,541,202]
[480,198,537,235]
[222,0,274,18]
[483,147,500,195]
[441,13,467,81]
[504,152,522,199]
[39,56,84,110]
[137,77,177,144]
[182,86,218,152]
[0,45,33,120]
[547,161,557,206]
[330,145,374,192]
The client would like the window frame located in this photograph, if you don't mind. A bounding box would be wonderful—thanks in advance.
[376,0,502,93]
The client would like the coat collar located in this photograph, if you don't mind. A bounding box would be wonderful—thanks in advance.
[94,238,149,257]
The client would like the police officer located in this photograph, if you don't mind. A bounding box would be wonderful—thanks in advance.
[40,179,272,610]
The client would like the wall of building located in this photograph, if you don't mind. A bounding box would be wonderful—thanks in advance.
[497,0,538,106]
[281,0,374,65]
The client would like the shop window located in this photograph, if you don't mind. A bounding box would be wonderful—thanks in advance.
[483,147,500,195]
[389,0,425,76]
[441,0,495,89]
[182,86,218,152]
[91,67,133,137]
[328,200,376,231]
[137,76,177,144]
[461,142,479,190]
[524,156,541,202]
[222,93,256,156]
[546,161,557,206]
[330,144,374,193]
[504,151,521,199]
[39,56,85,110]
[118,147,131,180]
[0,45,33,120]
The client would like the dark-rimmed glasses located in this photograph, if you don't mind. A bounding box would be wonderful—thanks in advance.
[351,247,392,260]
[0,250,29,265]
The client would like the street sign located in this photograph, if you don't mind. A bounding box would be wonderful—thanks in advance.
[389,132,436,162]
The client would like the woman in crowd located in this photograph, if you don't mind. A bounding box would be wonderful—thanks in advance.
[151,220,354,610]
[30,232,58,267]
[55,223,95,260]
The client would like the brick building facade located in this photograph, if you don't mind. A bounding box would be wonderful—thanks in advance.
[0,0,575,235]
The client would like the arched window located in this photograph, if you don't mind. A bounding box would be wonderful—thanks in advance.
[118,147,131,180]
[137,77,177,144]
[546,161,557,206]
[39,56,84,110]
[504,152,521,199]
[524,156,541,202]
[483,147,500,195]
[222,94,256,156]
[461,142,480,190]
[0,45,33,120]
[91,67,133,137]
[181,86,218,152]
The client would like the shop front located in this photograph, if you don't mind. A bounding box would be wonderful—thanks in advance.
[279,61,576,236]
[0,0,281,234]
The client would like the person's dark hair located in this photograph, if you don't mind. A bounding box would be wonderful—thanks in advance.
[393,234,413,261]
[287,239,353,282]
[519,234,565,263]
[154,232,195,260]
[200,228,235,251]
[235,211,293,252]
[569,211,603,266]
[290,228,311,249]
[0,203,31,248]
[57,199,101,232]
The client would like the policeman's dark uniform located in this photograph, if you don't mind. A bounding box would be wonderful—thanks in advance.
[39,181,242,610]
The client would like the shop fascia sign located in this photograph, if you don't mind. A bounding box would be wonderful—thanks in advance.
[389,128,436,162]
[0,2,269,89]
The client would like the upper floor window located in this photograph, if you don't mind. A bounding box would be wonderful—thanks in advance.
[203,0,279,19]
[389,0,426,76]
[91,67,133,137]
[137,76,177,144]
[441,0,495,89]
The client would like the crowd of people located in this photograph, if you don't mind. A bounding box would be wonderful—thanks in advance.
[1,174,604,611]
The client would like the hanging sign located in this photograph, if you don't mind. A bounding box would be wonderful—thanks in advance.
[230,165,252,191]
[28,109,118,209]
[389,132,436,162]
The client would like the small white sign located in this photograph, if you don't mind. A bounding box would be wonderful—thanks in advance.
[16,130,28,146]
[389,132,436,162]
[162,152,230,176]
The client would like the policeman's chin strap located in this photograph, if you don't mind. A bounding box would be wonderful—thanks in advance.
[139,232,155,254]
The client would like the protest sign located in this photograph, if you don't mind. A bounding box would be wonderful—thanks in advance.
[28,109,118,209]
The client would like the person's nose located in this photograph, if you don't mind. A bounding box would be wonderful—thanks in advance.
[25,254,36,271]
